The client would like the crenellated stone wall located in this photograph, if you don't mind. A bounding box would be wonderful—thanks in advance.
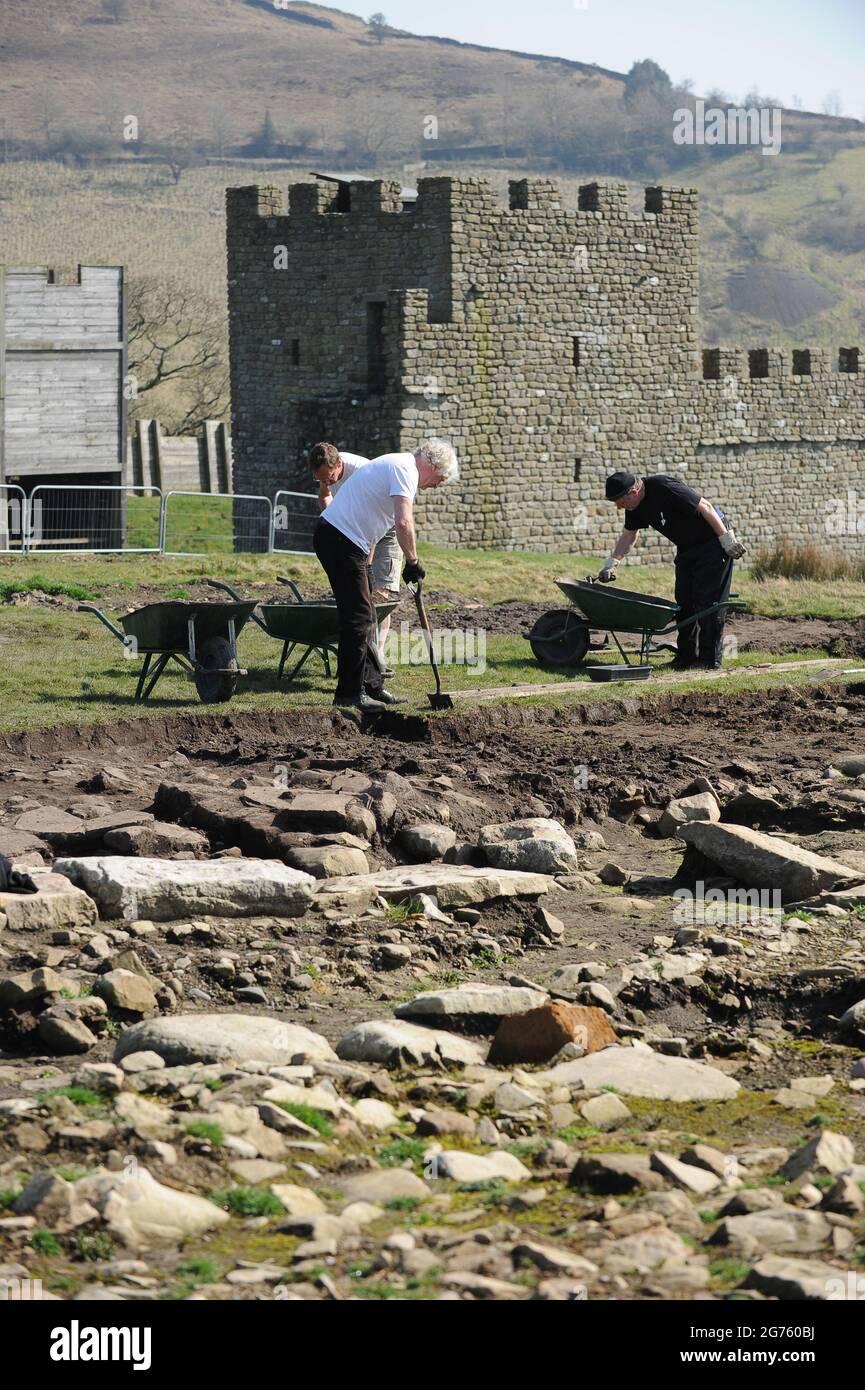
[226,177,865,558]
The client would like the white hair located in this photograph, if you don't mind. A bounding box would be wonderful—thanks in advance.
[415,438,459,484]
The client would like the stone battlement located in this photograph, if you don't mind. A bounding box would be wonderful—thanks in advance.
[226,176,865,556]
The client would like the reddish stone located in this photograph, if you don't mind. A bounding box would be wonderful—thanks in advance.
[488,1002,616,1066]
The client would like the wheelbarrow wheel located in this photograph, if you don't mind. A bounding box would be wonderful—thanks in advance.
[194,636,238,704]
[529,610,590,667]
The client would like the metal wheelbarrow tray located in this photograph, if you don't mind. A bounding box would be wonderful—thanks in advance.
[79,600,257,703]
[207,577,398,682]
[524,578,746,681]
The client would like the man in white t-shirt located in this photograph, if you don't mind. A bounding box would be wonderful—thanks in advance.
[313,438,460,712]
[309,443,402,669]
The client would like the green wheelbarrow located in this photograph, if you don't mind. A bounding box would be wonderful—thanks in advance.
[207,577,399,682]
[78,600,257,703]
[524,576,747,681]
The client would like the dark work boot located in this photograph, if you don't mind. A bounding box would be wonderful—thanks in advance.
[334,692,387,713]
[365,687,408,706]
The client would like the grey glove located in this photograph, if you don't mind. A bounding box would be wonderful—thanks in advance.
[597,566,617,584]
[719,530,746,560]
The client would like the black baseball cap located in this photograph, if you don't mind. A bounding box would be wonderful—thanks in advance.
[606,471,637,501]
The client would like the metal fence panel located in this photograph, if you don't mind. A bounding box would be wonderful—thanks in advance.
[272,490,320,555]
[26,485,162,554]
[161,491,274,556]
[0,484,28,553]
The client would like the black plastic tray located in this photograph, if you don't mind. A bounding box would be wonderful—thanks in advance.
[585,665,653,683]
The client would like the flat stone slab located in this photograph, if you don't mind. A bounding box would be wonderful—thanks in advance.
[337,1168,430,1203]
[745,1256,853,1301]
[114,1014,337,1066]
[14,807,84,840]
[0,870,98,933]
[317,864,550,909]
[537,1046,740,1101]
[680,823,863,904]
[0,830,49,859]
[434,1150,531,1183]
[395,984,547,1034]
[54,856,315,921]
[336,1019,485,1068]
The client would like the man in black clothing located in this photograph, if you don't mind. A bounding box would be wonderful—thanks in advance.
[599,472,746,669]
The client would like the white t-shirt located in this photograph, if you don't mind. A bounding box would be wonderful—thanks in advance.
[323,452,418,555]
[330,452,369,496]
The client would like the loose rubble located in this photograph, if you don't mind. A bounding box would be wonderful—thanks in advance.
[1,698,865,1301]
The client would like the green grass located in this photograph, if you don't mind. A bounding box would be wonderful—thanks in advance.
[175,1257,220,1286]
[209,1186,285,1218]
[54,1165,93,1182]
[0,573,100,602]
[185,1121,225,1146]
[43,1086,103,1107]
[273,1101,334,1137]
[31,1230,61,1256]
[70,1231,115,1262]
[377,1137,428,1169]
[0,546,860,734]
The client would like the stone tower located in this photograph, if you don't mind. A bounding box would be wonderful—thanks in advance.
[227,177,864,556]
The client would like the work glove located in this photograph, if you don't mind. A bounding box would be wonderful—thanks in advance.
[403,559,426,584]
[719,530,746,560]
[597,566,617,584]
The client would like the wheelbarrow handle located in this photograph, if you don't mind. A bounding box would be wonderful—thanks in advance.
[206,577,269,633]
[77,603,128,645]
[276,576,306,604]
[206,577,243,601]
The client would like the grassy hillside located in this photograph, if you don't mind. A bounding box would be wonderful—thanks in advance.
[2,146,862,341]
[0,0,623,154]
[1,0,862,426]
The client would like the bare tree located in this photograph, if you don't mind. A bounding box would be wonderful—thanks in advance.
[822,89,843,116]
[155,140,197,184]
[127,276,229,434]
[339,96,406,166]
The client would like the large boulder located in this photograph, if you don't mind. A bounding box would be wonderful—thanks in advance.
[399,825,457,862]
[94,969,157,1018]
[275,791,376,840]
[395,984,547,1035]
[709,1207,833,1255]
[479,819,580,875]
[336,1019,484,1069]
[54,856,315,921]
[76,1166,229,1245]
[488,1002,617,1065]
[0,870,98,933]
[834,755,865,777]
[284,846,370,879]
[657,791,720,840]
[433,1150,531,1183]
[536,1046,740,1101]
[316,863,549,909]
[103,822,208,856]
[114,1014,337,1066]
[679,823,863,903]
[745,1256,853,1301]
[0,966,65,1011]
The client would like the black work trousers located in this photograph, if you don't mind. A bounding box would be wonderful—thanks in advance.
[314,518,385,700]
[674,537,734,666]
